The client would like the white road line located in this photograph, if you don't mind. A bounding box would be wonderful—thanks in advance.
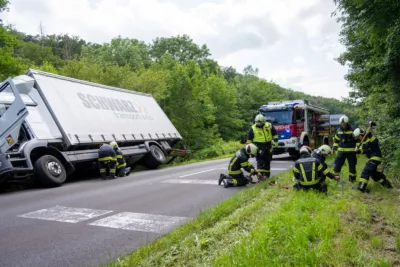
[18,205,113,223]
[163,179,217,185]
[178,166,289,178]
[271,168,290,171]
[88,212,191,233]
[179,168,225,178]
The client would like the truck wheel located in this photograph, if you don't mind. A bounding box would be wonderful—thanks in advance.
[143,145,166,169]
[35,155,67,187]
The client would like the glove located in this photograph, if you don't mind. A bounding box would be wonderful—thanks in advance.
[274,141,278,147]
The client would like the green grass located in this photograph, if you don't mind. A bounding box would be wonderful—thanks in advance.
[107,155,400,267]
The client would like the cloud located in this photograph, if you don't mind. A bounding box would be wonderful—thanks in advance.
[2,0,350,99]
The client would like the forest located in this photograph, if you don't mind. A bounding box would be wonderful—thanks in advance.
[2,0,399,183]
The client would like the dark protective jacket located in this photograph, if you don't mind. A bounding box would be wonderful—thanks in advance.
[332,125,357,152]
[311,149,336,179]
[115,148,127,169]
[98,144,116,161]
[292,154,330,186]
[228,148,257,175]
[358,134,382,162]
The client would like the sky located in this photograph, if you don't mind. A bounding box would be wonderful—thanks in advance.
[2,0,350,100]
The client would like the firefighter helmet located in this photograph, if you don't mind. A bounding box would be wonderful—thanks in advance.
[339,115,349,124]
[254,114,266,123]
[300,145,312,155]
[318,144,332,155]
[353,128,366,138]
[110,141,118,149]
[245,143,259,155]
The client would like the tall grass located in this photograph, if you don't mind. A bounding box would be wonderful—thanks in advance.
[109,155,400,267]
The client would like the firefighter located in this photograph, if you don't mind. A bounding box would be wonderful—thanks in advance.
[98,143,117,180]
[332,115,358,183]
[292,146,339,193]
[311,145,340,181]
[247,114,278,180]
[218,143,261,188]
[110,141,131,177]
[353,128,393,192]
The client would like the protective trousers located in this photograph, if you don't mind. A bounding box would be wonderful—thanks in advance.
[358,160,393,192]
[256,145,272,178]
[334,151,357,182]
[99,159,117,179]
[220,173,248,188]
[293,181,328,193]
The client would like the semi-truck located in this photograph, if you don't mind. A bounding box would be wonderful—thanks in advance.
[0,69,184,187]
[255,100,345,157]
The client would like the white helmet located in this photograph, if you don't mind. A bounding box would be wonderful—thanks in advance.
[245,143,259,155]
[110,141,118,149]
[353,128,366,138]
[254,114,266,123]
[339,115,349,124]
[300,146,312,155]
[318,145,332,156]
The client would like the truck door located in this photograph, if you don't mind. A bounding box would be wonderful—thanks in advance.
[0,78,29,154]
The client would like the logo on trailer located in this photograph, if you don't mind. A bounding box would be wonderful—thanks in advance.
[76,92,153,121]
[5,134,14,146]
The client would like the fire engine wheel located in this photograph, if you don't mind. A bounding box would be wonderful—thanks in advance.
[143,145,166,169]
[34,155,67,187]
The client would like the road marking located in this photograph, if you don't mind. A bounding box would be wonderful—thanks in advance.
[163,179,217,185]
[88,212,191,233]
[179,168,225,178]
[18,205,113,223]
[178,167,289,178]
[270,168,290,171]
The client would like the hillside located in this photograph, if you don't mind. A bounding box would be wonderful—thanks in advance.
[107,156,400,267]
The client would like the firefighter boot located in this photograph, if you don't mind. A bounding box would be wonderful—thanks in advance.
[125,167,131,176]
[380,179,393,189]
[357,182,368,193]
[223,178,234,188]
[349,175,356,183]
[218,173,227,186]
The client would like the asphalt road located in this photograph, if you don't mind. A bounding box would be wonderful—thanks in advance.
[0,155,294,267]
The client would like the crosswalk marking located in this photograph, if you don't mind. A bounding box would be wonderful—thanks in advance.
[88,212,191,233]
[18,205,113,223]
[163,179,217,185]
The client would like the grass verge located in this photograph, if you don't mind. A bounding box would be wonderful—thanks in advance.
[108,155,400,267]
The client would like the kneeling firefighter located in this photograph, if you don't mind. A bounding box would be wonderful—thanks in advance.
[218,143,261,188]
[311,145,340,182]
[293,146,339,193]
[98,143,117,180]
[110,141,131,177]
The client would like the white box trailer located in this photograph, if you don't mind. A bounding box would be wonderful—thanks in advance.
[0,69,183,187]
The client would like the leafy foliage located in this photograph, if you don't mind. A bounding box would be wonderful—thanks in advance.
[1,1,359,160]
[333,0,400,182]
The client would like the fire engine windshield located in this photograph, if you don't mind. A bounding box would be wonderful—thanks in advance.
[261,110,293,124]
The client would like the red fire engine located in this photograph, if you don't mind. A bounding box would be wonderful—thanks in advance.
[255,100,342,157]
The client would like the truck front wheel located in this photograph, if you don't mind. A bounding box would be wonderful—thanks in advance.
[35,155,67,187]
[143,145,166,169]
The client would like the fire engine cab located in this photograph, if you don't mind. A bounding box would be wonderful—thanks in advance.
[255,100,337,157]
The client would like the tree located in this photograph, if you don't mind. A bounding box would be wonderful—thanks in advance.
[149,34,211,64]
[333,0,400,181]
[0,1,26,79]
[81,36,150,71]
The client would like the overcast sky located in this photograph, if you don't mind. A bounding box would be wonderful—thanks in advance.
[2,0,350,100]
